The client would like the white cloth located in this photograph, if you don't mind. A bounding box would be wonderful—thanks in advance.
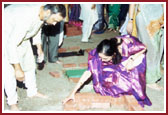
[4,41,37,105]
[4,4,44,64]
[119,13,129,35]
[80,4,98,42]
[58,21,64,46]
[3,4,44,105]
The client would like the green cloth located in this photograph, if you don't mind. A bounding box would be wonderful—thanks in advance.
[107,4,121,30]
[66,69,87,78]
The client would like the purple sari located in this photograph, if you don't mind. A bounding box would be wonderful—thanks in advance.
[88,35,152,107]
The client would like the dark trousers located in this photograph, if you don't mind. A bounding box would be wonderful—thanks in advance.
[41,32,60,63]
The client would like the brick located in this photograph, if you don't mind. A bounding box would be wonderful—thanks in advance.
[111,96,126,106]
[63,100,78,111]
[85,48,92,53]
[79,63,88,68]
[77,26,82,30]
[49,71,60,78]
[91,102,111,109]
[63,92,135,111]
[69,78,80,83]
[63,63,77,68]
[124,95,138,105]
[65,24,82,37]
[58,48,67,53]
[124,95,144,111]
[68,46,80,51]
[66,32,82,37]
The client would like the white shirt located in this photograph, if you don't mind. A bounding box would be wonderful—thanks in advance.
[4,4,44,64]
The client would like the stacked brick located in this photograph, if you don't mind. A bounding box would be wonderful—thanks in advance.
[63,92,144,111]
[65,23,82,37]
[58,47,81,53]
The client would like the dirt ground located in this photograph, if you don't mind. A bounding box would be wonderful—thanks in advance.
[3,30,165,112]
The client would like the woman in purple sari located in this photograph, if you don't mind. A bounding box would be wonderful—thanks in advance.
[63,35,152,108]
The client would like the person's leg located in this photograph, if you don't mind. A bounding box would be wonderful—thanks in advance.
[136,12,163,90]
[25,68,48,98]
[4,57,19,111]
[93,4,104,31]
[23,41,47,98]
[48,34,60,63]
[41,31,48,63]
[81,17,96,42]
[80,5,98,42]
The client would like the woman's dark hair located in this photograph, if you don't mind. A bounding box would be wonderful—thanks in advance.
[44,4,66,18]
[96,38,123,64]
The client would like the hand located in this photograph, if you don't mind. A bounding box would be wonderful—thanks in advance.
[62,93,75,105]
[37,48,43,57]
[125,58,134,71]
[91,4,96,9]
[15,69,25,81]
[37,48,44,63]
[160,24,164,28]
[126,21,133,35]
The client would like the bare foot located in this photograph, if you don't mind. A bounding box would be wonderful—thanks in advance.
[29,92,48,99]
[108,28,113,32]
[113,30,117,33]
[10,104,20,111]
[147,83,164,91]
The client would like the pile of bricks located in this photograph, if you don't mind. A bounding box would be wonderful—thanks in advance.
[63,92,144,111]
[64,23,82,37]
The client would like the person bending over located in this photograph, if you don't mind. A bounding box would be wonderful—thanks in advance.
[63,35,152,109]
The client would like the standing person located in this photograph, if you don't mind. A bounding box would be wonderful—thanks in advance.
[41,21,64,64]
[3,4,66,111]
[63,35,152,109]
[118,4,129,28]
[93,4,105,32]
[127,4,164,90]
[107,4,121,32]
[68,4,82,27]
[80,4,98,42]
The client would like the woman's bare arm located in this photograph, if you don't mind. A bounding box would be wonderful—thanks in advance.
[63,70,92,104]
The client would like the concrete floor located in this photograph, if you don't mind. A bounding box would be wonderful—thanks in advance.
[3,30,165,112]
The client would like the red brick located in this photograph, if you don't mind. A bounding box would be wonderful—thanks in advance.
[63,63,77,68]
[58,48,67,53]
[69,78,80,83]
[124,95,144,111]
[77,26,82,30]
[49,71,60,78]
[111,96,126,106]
[79,63,88,68]
[63,100,78,111]
[91,102,111,109]
[85,48,92,53]
[63,92,136,111]
[68,46,80,51]
[66,32,82,37]
[65,25,82,37]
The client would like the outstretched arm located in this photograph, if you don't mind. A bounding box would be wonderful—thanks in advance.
[63,70,92,104]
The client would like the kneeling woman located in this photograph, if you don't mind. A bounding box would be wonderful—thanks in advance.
[63,35,152,108]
